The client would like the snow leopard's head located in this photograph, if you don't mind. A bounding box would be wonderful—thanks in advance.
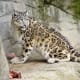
[12,10,29,31]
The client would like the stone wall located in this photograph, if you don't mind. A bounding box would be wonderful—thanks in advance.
[0,36,9,80]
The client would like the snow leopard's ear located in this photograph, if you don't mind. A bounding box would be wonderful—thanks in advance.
[12,9,18,18]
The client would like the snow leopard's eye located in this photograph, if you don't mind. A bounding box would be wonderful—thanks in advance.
[14,13,17,17]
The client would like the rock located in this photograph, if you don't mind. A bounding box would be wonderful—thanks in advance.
[10,61,80,80]
[0,37,9,80]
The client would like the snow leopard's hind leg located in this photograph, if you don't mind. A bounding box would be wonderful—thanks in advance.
[47,50,71,64]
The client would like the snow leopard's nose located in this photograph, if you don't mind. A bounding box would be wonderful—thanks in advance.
[21,25,26,31]
[23,24,26,29]
[24,24,26,27]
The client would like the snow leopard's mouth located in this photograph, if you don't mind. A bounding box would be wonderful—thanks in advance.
[20,25,26,31]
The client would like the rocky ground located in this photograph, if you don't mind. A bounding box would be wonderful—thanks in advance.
[10,60,80,80]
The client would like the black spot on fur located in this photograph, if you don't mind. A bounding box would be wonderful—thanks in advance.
[54,54,57,57]
[49,28,55,32]
[49,54,52,58]
[40,43,42,46]
[45,33,49,38]
[74,52,80,57]
[71,50,75,53]
[70,57,75,62]
[54,60,59,63]
[25,49,28,52]
[50,51,53,54]
[26,44,29,46]
[58,49,62,52]
[77,59,80,62]
[45,44,47,47]
[69,46,73,49]
[24,39,27,42]
[28,49,31,51]
[42,39,44,41]
[58,55,62,58]
[23,47,25,50]
[22,37,24,40]
[59,53,62,55]
[20,31,23,34]
[53,48,57,53]
[28,39,30,42]
[23,30,25,33]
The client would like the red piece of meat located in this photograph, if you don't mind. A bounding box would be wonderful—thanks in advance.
[9,70,21,79]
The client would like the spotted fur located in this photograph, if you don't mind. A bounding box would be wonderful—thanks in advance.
[11,11,80,64]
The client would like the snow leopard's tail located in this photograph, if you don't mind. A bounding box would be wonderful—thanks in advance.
[70,46,80,62]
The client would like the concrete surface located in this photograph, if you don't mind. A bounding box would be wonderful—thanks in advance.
[10,61,80,80]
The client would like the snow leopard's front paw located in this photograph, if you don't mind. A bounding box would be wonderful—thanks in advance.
[47,58,59,64]
[10,56,29,64]
[10,57,23,64]
[47,58,55,64]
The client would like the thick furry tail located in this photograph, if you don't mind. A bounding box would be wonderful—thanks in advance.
[70,47,80,62]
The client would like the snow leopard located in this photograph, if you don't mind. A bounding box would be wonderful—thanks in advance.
[11,10,80,64]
